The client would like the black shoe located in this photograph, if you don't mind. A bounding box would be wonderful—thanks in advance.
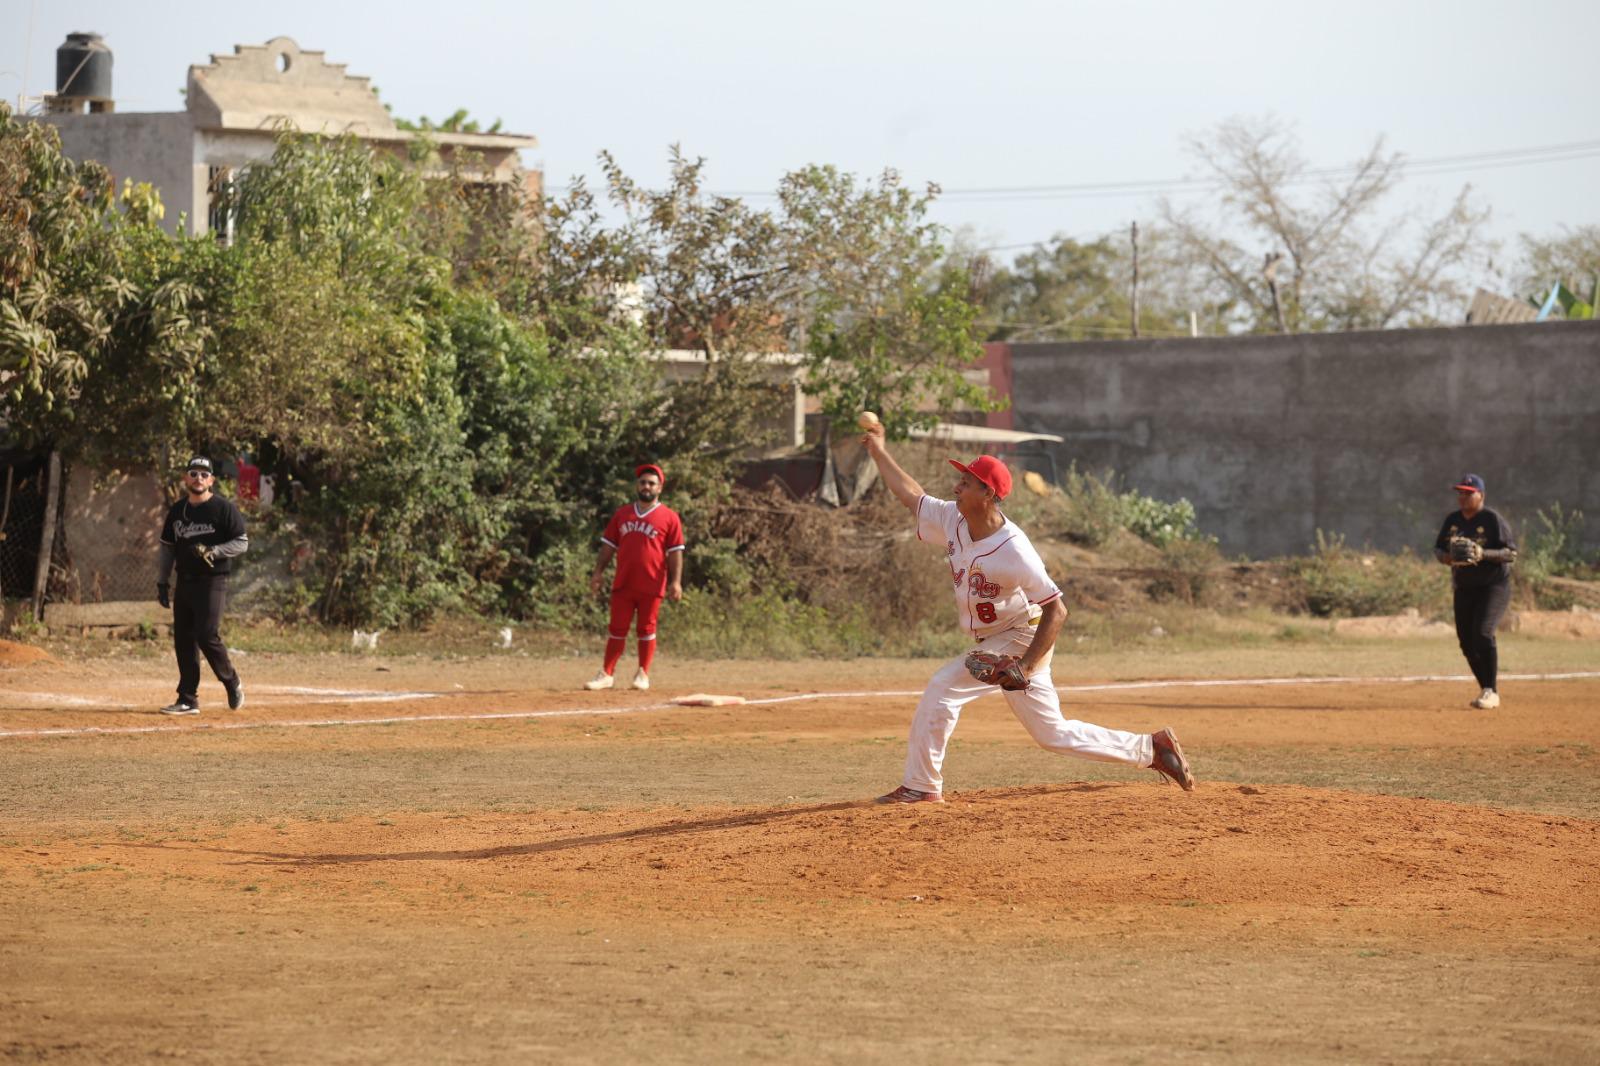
[160,699,199,717]
[226,682,243,711]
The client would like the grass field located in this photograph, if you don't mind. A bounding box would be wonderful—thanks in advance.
[2,632,1597,1063]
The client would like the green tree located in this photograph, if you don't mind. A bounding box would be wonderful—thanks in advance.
[0,104,208,459]
[778,165,994,440]
[974,231,1206,342]
[394,108,504,135]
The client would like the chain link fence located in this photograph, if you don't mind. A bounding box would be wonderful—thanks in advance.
[0,459,48,606]
[53,462,166,604]
[3,458,171,612]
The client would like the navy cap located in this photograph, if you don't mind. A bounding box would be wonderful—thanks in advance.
[1452,473,1485,493]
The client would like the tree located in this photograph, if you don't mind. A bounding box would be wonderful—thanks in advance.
[973,231,1207,342]
[582,151,1001,445]
[1160,116,1491,332]
[778,165,995,440]
[394,108,503,135]
[0,104,210,462]
[1516,225,1600,316]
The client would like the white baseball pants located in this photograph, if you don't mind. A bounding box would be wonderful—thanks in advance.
[901,628,1154,794]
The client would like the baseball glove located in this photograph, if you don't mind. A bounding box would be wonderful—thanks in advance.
[965,650,1029,691]
[1448,536,1483,566]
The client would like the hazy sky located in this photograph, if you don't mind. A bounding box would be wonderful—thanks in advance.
[5,0,1596,276]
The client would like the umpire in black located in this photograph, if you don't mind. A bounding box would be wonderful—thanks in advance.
[156,457,247,716]
[1434,473,1517,710]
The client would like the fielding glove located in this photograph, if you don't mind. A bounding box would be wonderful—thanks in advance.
[965,649,1030,691]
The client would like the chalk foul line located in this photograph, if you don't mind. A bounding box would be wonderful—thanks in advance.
[1,671,1596,741]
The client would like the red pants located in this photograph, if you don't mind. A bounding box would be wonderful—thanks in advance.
[604,588,663,674]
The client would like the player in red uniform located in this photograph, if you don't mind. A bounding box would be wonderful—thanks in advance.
[584,464,685,691]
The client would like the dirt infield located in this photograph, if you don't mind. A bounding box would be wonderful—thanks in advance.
[2,646,1597,1063]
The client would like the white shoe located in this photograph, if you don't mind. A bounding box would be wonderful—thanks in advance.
[583,671,614,691]
[1471,688,1499,709]
[631,670,650,691]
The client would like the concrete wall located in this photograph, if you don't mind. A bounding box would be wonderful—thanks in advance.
[1004,321,1600,558]
[45,113,199,234]
[61,466,166,602]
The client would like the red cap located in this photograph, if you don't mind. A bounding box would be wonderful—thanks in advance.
[949,455,1012,500]
[635,463,664,485]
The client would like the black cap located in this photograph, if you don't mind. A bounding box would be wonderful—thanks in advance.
[187,456,213,473]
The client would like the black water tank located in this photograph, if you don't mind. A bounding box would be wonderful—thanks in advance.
[56,32,113,102]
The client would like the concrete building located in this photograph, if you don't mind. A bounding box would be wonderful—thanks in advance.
[36,34,538,237]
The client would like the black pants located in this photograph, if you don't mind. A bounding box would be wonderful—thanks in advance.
[173,574,238,701]
[1453,579,1510,691]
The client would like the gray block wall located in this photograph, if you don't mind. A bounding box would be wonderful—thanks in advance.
[1007,321,1600,558]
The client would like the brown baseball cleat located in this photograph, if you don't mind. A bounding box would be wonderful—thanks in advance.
[875,785,945,805]
[1150,728,1195,791]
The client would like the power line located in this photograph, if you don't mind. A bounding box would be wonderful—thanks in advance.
[547,136,1600,200]
[544,136,1593,202]
[930,138,1600,202]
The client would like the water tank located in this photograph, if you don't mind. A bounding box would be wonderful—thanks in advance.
[54,32,114,113]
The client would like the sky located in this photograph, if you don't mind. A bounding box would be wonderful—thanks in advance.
[4,0,1597,280]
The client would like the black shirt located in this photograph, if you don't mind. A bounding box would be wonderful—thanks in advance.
[1435,507,1515,588]
[161,494,247,578]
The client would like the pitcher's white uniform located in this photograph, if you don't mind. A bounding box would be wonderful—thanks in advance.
[899,494,1154,794]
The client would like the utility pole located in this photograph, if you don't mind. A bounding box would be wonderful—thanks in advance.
[1263,251,1289,333]
[1130,222,1141,339]
[31,451,59,622]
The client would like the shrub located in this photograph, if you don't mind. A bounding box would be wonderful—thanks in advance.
[1290,531,1448,618]
[1119,493,1205,548]
[1006,465,1212,550]
[1519,503,1594,581]
[659,588,874,659]
[1147,537,1224,604]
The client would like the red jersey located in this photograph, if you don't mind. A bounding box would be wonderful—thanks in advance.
[601,501,685,595]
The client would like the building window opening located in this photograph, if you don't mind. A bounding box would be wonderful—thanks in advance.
[207,166,235,244]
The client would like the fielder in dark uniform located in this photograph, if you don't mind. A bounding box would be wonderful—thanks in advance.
[1434,473,1516,710]
[156,457,248,716]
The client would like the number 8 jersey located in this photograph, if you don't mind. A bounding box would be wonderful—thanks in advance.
[916,495,1062,640]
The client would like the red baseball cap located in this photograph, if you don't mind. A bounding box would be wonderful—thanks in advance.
[949,455,1012,500]
[635,463,665,485]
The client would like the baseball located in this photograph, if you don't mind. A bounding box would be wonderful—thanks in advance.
[857,410,881,431]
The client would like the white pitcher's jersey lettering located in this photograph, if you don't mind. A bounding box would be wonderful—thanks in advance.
[916,495,1061,640]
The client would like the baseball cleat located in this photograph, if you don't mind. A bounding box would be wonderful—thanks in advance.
[1471,688,1500,709]
[1150,728,1195,791]
[631,670,650,691]
[583,671,614,691]
[875,785,945,804]
[226,682,244,711]
[160,700,199,716]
